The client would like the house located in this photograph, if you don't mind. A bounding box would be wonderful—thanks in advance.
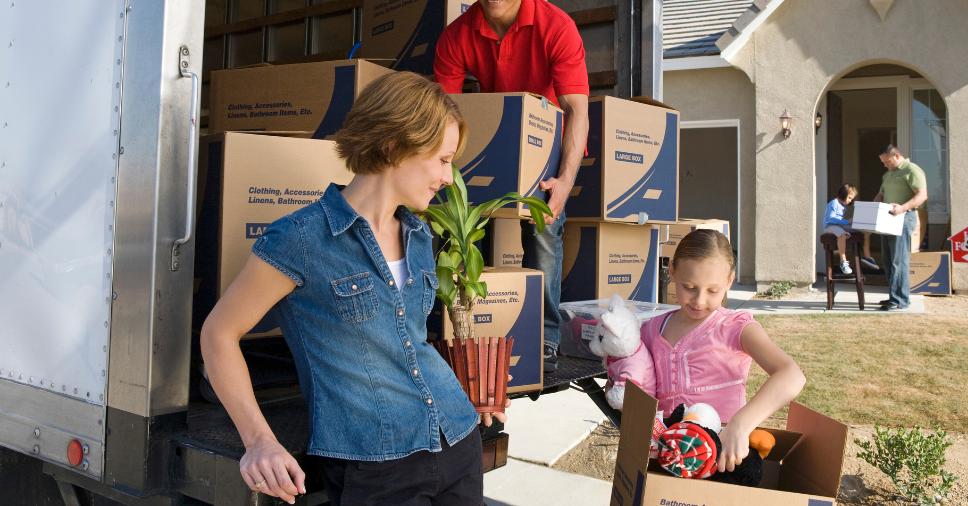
[661,0,964,291]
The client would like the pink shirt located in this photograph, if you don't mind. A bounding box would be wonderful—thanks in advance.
[643,308,754,422]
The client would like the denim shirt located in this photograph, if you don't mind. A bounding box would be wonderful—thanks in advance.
[252,184,479,461]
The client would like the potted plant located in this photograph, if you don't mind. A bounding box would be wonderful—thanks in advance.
[423,166,552,413]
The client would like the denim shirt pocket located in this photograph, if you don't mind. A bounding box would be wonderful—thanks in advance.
[331,271,377,323]
[422,270,439,315]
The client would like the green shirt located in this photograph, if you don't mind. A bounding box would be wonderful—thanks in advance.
[880,159,926,206]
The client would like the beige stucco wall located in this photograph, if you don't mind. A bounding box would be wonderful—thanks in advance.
[732,0,968,291]
[663,68,757,283]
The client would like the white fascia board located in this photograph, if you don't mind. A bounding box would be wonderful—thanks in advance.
[718,0,786,63]
[662,55,731,71]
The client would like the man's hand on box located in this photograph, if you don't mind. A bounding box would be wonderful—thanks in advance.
[889,203,903,216]
[539,177,573,224]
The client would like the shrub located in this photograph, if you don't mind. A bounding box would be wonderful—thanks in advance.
[855,425,958,505]
[759,280,795,299]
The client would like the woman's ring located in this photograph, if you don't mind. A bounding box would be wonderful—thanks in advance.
[255,480,266,488]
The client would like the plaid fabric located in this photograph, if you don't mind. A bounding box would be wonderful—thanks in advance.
[649,413,667,459]
[657,422,718,479]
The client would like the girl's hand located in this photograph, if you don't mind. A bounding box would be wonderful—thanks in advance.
[716,424,750,473]
[240,435,306,504]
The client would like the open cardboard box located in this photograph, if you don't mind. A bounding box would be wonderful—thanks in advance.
[612,383,848,506]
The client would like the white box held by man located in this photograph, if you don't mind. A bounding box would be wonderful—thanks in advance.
[851,201,904,236]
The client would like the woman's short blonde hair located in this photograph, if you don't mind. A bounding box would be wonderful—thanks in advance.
[333,72,467,174]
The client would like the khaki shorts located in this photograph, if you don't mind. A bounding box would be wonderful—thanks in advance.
[824,225,850,237]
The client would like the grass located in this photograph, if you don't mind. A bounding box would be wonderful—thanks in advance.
[749,301,968,432]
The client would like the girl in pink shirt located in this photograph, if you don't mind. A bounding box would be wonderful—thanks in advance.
[644,229,805,474]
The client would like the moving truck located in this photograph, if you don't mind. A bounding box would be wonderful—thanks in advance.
[0,1,662,503]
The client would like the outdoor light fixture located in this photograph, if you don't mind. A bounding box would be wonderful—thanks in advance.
[780,109,793,138]
[814,112,823,132]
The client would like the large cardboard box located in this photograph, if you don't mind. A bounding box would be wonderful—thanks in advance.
[910,251,952,295]
[567,96,679,224]
[851,201,904,236]
[612,383,848,506]
[194,133,353,336]
[558,299,677,360]
[658,218,731,258]
[208,60,393,138]
[479,218,524,268]
[451,93,563,219]
[561,222,660,303]
[427,267,544,393]
[360,0,471,74]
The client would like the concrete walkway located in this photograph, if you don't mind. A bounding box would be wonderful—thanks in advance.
[727,283,925,314]
[484,387,612,506]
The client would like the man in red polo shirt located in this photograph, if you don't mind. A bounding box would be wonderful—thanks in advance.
[435,0,589,372]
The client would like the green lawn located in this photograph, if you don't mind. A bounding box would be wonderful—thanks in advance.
[749,306,968,432]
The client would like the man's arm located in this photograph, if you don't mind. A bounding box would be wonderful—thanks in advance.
[433,29,465,94]
[539,93,588,223]
[893,187,927,215]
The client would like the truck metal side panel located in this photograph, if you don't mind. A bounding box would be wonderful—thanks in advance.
[0,0,128,480]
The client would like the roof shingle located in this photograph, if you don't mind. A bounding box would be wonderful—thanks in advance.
[663,0,755,58]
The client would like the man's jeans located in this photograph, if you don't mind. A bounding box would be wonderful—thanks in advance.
[881,210,917,308]
[521,212,565,349]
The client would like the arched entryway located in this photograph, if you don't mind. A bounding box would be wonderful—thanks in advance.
[814,63,950,274]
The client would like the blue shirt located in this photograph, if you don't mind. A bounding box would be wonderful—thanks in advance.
[252,184,479,461]
[824,198,849,228]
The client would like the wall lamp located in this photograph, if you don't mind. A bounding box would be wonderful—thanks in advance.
[780,109,793,138]
[814,112,823,132]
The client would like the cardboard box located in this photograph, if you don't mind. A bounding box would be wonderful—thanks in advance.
[193,133,353,337]
[451,93,563,219]
[208,60,393,138]
[360,0,471,74]
[910,251,952,295]
[851,201,904,236]
[612,383,848,506]
[561,222,660,303]
[427,267,544,393]
[657,219,731,258]
[566,96,679,224]
[558,299,677,360]
[480,218,524,268]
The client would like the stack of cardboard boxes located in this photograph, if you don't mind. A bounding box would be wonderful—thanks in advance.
[560,96,681,305]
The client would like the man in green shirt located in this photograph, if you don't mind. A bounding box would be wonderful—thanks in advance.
[874,144,928,311]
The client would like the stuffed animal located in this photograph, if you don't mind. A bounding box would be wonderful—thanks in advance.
[588,294,656,410]
[656,403,776,487]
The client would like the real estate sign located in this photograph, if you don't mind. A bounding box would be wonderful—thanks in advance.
[951,225,968,263]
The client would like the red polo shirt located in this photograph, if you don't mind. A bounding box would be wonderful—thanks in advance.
[434,0,589,105]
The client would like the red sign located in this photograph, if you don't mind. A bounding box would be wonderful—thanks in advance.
[952,226,968,263]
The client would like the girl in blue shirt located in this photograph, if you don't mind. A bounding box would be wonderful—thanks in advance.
[823,183,858,274]
[201,72,498,505]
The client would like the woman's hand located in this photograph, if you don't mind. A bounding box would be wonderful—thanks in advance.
[240,435,306,504]
[716,424,750,473]
[480,398,511,427]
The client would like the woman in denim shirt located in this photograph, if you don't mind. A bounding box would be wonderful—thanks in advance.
[201,72,500,505]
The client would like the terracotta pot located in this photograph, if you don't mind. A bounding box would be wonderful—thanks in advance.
[433,336,514,414]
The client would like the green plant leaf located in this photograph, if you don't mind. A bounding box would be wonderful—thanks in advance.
[468,228,486,244]
[465,243,484,282]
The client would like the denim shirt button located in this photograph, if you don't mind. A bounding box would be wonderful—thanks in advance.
[406,278,414,286]
[351,284,358,291]
[425,398,433,405]
[388,279,395,287]
[404,339,412,347]
[412,369,420,377]
[397,309,405,316]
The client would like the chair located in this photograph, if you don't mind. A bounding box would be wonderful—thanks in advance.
[820,233,866,310]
